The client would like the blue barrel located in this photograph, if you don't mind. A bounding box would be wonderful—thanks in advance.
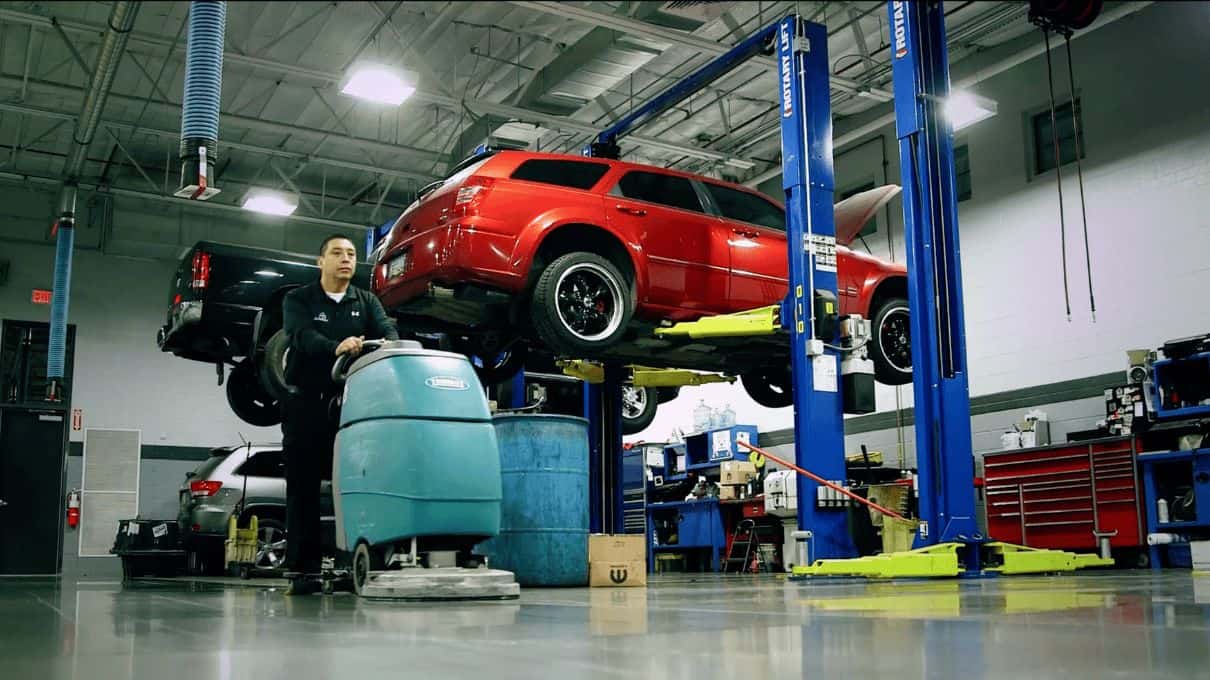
[480,414,589,586]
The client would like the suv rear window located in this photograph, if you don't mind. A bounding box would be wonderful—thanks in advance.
[703,183,785,231]
[235,450,285,478]
[510,159,610,190]
[615,171,704,213]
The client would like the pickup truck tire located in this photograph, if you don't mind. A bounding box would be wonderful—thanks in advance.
[531,252,633,356]
[226,360,283,427]
[454,338,529,386]
[870,297,913,386]
[741,368,794,408]
[259,329,295,399]
[621,385,658,435]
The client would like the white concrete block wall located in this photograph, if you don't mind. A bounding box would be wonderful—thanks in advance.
[635,3,1210,441]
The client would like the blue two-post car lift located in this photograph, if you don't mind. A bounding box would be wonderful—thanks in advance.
[585,3,1118,579]
[581,2,982,558]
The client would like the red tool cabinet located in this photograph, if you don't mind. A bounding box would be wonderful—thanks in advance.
[983,436,1143,551]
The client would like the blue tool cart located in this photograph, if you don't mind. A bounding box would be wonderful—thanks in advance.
[1139,447,1210,568]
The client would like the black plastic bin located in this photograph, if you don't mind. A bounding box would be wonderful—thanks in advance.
[110,519,187,579]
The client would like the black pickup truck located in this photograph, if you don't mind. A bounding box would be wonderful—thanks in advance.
[157,241,371,426]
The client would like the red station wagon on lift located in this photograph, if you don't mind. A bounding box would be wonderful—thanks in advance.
[371,149,910,407]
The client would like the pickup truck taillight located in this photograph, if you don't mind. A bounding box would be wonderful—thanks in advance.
[189,480,222,498]
[190,250,211,291]
[453,177,494,215]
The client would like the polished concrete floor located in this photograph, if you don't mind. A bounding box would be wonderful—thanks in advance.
[3,571,1209,679]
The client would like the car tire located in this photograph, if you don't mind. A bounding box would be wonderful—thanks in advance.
[741,368,794,409]
[621,385,658,435]
[258,329,295,399]
[226,361,282,427]
[252,517,287,571]
[870,297,913,386]
[455,337,529,386]
[531,252,633,356]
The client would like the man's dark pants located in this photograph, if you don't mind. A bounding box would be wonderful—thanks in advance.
[282,393,337,574]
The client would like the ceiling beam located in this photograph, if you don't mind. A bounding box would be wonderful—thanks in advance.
[0,8,740,165]
[0,169,372,232]
[0,100,437,183]
[506,0,895,102]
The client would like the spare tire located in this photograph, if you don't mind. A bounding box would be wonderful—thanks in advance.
[227,361,282,427]
[258,329,296,399]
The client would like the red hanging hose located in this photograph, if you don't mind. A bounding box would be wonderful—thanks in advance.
[737,440,909,522]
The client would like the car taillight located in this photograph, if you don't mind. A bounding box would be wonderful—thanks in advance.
[191,250,211,291]
[453,177,494,214]
[189,480,222,497]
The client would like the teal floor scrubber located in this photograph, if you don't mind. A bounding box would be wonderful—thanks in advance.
[332,340,519,601]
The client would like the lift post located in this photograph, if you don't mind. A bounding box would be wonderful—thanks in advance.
[888,0,980,547]
[775,15,855,560]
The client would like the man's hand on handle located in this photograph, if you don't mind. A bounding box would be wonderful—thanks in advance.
[335,336,365,356]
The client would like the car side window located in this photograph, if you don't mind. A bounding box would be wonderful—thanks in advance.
[236,450,285,478]
[703,183,786,232]
[615,171,705,213]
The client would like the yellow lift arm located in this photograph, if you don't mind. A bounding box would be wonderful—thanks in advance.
[557,361,736,388]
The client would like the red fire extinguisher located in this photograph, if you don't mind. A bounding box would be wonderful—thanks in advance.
[67,489,81,529]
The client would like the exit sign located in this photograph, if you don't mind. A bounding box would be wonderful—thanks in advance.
[32,289,52,305]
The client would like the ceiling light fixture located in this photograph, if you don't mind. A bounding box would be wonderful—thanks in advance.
[945,90,998,131]
[341,64,415,106]
[242,189,298,216]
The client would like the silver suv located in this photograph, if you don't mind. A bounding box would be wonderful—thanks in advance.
[178,444,333,574]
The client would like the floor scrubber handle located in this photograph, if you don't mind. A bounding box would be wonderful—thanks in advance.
[330,339,386,384]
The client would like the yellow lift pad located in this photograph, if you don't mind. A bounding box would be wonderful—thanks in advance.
[790,542,1115,580]
[983,542,1115,575]
[558,361,735,388]
[792,543,964,580]
[653,305,781,339]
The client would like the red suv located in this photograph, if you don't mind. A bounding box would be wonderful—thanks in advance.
[372,150,910,406]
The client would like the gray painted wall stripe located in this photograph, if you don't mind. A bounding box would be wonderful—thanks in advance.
[760,371,1122,444]
[68,442,216,461]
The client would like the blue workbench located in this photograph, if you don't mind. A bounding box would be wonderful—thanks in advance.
[646,498,726,573]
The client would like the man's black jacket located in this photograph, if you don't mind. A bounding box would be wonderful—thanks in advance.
[282,281,399,396]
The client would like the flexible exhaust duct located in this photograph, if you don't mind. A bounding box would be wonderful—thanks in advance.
[47,1,138,401]
[175,1,226,200]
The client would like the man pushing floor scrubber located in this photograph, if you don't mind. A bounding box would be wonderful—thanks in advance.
[280,234,518,600]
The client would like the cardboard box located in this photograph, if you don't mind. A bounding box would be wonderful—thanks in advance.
[588,534,647,587]
[590,560,646,587]
[718,485,739,501]
[720,460,757,485]
[589,534,645,562]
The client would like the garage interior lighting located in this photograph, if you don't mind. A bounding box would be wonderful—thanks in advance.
[945,90,998,131]
[723,157,757,170]
[241,189,298,216]
[341,64,415,106]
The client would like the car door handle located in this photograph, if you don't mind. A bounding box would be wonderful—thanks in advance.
[616,204,647,217]
[732,228,759,238]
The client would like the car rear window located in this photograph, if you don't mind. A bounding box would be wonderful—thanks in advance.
[615,170,705,213]
[704,182,785,231]
[510,159,611,190]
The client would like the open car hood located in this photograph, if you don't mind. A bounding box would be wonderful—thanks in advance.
[833,185,902,246]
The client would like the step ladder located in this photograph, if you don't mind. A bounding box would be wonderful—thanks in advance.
[723,519,765,574]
